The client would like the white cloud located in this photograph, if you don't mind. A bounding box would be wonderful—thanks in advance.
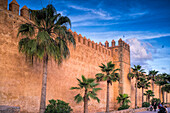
[126,38,153,73]
[126,38,152,60]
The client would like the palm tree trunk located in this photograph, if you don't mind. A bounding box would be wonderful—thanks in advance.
[159,86,161,99]
[166,92,168,103]
[39,56,48,113]
[148,96,150,104]
[84,89,88,113]
[106,80,109,113]
[152,80,154,94]
[135,79,137,109]
[162,90,164,103]
[142,88,144,104]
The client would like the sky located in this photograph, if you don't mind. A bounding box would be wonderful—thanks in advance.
[8,0,170,74]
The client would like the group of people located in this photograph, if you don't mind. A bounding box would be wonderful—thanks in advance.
[150,102,168,113]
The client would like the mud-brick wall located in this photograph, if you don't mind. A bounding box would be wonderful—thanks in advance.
[0,9,119,113]
[130,76,170,108]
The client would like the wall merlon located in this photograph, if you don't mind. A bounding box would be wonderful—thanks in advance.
[105,40,109,48]
[20,5,29,19]
[118,38,123,46]
[78,34,83,43]
[87,39,92,47]
[91,41,95,49]
[83,36,88,45]
[9,0,19,15]
[68,28,73,33]
[112,39,115,47]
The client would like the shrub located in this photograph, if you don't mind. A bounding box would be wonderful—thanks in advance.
[142,102,150,107]
[45,99,73,113]
[118,105,130,110]
[151,98,161,106]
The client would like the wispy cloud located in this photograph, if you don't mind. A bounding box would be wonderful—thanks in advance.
[68,5,107,17]
[128,11,148,18]
[68,5,120,22]
[77,31,170,43]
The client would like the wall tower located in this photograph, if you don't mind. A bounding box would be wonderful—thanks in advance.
[108,38,131,95]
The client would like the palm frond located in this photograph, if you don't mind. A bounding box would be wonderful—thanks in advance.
[17,23,35,37]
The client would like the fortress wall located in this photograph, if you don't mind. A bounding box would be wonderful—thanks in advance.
[0,9,119,113]
[0,1,169,112]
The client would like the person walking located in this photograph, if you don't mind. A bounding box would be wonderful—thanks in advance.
[153,102,157,112]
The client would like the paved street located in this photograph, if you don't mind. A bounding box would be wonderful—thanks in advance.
[138,107,170,113]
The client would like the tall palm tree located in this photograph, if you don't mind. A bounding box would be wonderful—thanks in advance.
[148,70,159,93]
[128,65,145,109]
[116,94,131,106]
[137,77,150,104]
[155,73,170,103]
[155,74,164,100]
[70,75,101,113]
[144,90,154,103]
[161,74,170,103]
[17,5,75,113]
[95,61,120,113]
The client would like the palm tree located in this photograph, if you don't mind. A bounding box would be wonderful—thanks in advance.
[148,70,159,93]
[155,73,170,103]
[70,75,101,113]
[137,77,150,104]
[128,65,145,109]
[155,74,164,100]
[116,94,131,106]
[17,5,75,113]
[95,61,120,113]
[161,74,170,103]
[144,90,154,103]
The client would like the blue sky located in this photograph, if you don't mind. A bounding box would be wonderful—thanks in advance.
[9,0,170,74]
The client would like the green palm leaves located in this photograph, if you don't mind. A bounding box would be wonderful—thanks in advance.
[96,61,120,85]
[144,90,154,103]
[17,4,75,64]
[128,65,145,79]
[117,94,131,106]
[144,90,154,97]
[71,75,101,103]
[137,77,150,89]
[148,70,159,81]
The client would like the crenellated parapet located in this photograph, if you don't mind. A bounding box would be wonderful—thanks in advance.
[0,0,129,55]
[68,29,112,57]
[118,38,130,51]
[0,0,30,19]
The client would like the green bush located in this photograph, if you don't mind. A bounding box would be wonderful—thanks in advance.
[118,105,130,110]
[151,98,161,106]
[45,99,73,113]
[142,102,150,107]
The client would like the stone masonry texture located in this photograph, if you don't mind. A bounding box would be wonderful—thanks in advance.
[0,1,170,113]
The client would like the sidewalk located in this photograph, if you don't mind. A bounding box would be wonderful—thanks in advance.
[137,107,170,113]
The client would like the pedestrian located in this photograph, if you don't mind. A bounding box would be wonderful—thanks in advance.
[153,102,157,112]
[149,104,153,111]
[165,106,168,113]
